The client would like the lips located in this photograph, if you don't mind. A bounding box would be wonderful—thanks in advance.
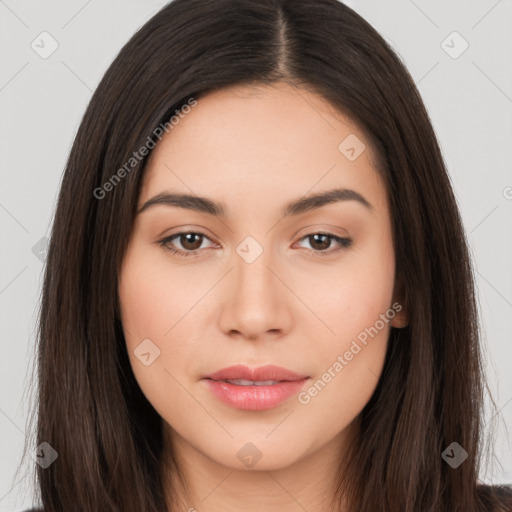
[202,365,310,410]
[203,364,308,383]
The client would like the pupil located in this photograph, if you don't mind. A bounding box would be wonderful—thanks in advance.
[311,234,330,250]
[183,233,202,250]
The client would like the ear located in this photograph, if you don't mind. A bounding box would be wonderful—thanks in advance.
[390,278,408,328]
[390,304,408,328]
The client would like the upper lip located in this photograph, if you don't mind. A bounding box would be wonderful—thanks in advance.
[203,364,308,382]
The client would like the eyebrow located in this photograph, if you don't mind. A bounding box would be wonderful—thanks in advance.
[136,187,373,217]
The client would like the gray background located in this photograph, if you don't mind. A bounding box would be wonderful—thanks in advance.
[1,0,511,510]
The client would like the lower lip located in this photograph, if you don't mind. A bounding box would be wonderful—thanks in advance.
[203,378,309,410]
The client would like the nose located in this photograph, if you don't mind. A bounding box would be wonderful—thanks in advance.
[217,244,294,342]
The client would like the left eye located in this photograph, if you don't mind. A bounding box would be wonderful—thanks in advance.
[158,231,352,257]
[295,233,352,253]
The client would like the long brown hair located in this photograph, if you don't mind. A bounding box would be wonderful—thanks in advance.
[20,0,512,510]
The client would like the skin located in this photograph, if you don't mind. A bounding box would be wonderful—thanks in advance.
[118,81,408,512]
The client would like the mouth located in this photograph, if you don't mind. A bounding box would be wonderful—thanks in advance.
[201,364,310,410]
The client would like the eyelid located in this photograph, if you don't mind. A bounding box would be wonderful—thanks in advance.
[293,223,350,240]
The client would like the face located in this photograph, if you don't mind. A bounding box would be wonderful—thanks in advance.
[118,81,407,472]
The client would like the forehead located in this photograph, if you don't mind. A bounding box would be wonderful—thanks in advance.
[139,82,388,216]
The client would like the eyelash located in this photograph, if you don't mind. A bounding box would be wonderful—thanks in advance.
[158,231,352,258]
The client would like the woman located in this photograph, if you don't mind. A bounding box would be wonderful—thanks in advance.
[20,0,512,510]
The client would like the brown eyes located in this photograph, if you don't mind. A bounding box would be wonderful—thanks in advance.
[299,233,352,252]
[158,231,352,258]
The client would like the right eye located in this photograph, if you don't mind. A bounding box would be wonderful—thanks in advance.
[158,231,217,257]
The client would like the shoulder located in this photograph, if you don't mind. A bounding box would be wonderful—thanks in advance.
[19,487,512,512]
[477,483,512,511]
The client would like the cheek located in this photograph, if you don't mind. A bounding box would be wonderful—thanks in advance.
[315,247,395,346]
[119,246,202,342]
[299,240,395,410]
[297,283,393,430]
[118,244,222,399]
[118,249,185,394]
